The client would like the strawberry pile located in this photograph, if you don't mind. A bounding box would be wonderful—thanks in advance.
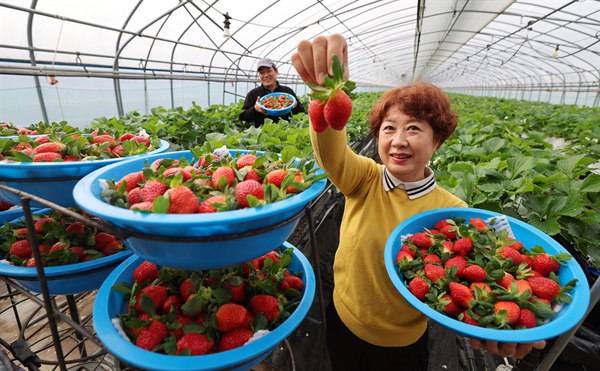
[260,94,294,110]
[0,129,160,163]
[307,55,356,133]
[0,208,126,267]
[1,122,41,136]
[395,216,578,330]
[113,247,305,355]
[100,148,327,214]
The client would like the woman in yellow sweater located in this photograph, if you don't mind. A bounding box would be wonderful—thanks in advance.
[291,34,546,370]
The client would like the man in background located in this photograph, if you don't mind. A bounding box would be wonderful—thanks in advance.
[239,57,304,127]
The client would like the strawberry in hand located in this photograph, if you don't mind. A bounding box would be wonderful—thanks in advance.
[307,55,356,132]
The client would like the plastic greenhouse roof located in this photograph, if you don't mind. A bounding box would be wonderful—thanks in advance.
[0,0,599,107]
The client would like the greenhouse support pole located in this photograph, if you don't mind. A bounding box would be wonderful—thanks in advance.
[27,0,49,123]
[536,277,600,370]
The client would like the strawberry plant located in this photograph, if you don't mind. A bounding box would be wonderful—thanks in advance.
[111,247,306,355]
[395,216,578,330]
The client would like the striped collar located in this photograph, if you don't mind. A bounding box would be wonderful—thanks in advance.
[382,166,437,199]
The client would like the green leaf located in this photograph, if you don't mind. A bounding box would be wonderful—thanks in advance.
[581,173,600,193]
[506,157,535,180]
[152,196,169,214]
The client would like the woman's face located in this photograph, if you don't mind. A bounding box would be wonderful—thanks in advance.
[378,107,439,182]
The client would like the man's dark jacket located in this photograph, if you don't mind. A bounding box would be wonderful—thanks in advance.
[239,83,305,127]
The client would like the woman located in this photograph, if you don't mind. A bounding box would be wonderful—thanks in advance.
[291,34,546,370]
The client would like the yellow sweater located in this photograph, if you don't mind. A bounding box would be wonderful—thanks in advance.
[311,126,467,347]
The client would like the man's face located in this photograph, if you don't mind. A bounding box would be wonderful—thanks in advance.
[258,66,278,90]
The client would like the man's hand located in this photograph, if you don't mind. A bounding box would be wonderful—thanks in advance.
[254,96,266,114]
[470,338,546,359]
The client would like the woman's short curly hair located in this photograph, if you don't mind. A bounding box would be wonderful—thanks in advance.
[369,81,458,146]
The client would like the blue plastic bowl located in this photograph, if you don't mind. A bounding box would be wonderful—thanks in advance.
[0,139,170,207]
[0,209,132,295]
[93,243,315,371]
[259,93,296,116]
[384,207,590,343]
[73,149,326,270]
[0,206,40,223]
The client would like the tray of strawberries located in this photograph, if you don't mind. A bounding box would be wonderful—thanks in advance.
[384,207,590,342]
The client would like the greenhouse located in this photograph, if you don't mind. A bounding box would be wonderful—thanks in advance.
[0,1,599,371]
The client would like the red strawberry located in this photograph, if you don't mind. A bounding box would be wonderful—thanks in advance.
[496,271,515,290]
[242,259,260,276]
[235,180,264,208]
[266,169,289,188]
[250,294,280,322]
[224,279,247,303]
[399,244,417,259]
[162,167,192,181]
[448,282,474,308]
[166,186,198,214]
[198,195,227,213]
[408,276,429,301]
[49,241,67,254]
[494,301,521,325]
[516,308,537,328]
[132,260,159,285]
[257,251,280,268]
[127,187,142,205]
[236,154,258,169]
[281,275,304,292]
[33,152,62,162]
[528,276,561,301]
[445,255,467,279]
[470,282,491,294]
[9,240,32,259]
[423,264,446,283]
[140,180,168,203]
[218,328,253,352]
[440,224,457,240]
[69,246,87,261]
[532,253,560,277]
[422,253,442,265]
[440,295,462,316]
[93,135,117,147]
[512,279,532,297]
[285,172,305,194]
[441,241,454,254]
[504,238,524,251]
[498,246,523,265]
[162,295,184,314]
[0,200,14,211]
[116,171,147,193]
[243,167,261,182]
[94,232,117,248]
[211,167,235,190]
[176,332,214,355]
[460,310,481,326]
[469,218,488,232]
[130,201,153,211]
[34,217,54,233]
[131,135,151,147]
[434,219,451,231]
[462,265,487,282]
[410,232,433,249]
[521,254,534,268]
[453,238,473,257]
[308,99,328,133]
[135,285,168,313]
[65,222,85,236]
[179,278,196,301]
[324,90,353,130]
[216,303,249,332]
[34,142,66,154]
[33,135,49,144]
[118,133,135,142]
[395,250,414,263]
[135,320,168,351]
